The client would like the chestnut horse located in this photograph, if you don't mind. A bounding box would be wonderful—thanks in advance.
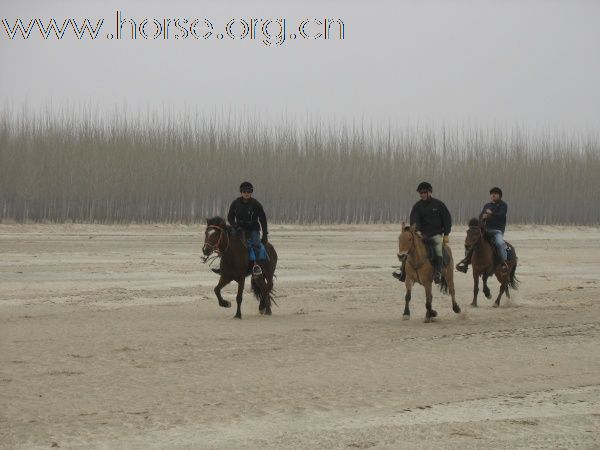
[397,223,461,322]
[462,218,518,307]
[201,217,277,319]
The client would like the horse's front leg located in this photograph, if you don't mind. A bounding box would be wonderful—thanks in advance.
[471,272,480,307]
[234,278,245,319]
[482,273,492,299]
[424,282,437,323]
[446,269,461,314]
[214,276,232,308]
[403,280,413,320]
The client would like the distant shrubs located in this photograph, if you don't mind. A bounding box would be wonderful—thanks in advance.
[0,108,598,224]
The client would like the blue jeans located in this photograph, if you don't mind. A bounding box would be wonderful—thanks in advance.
[247,230,267,262]
[486,229,507,262]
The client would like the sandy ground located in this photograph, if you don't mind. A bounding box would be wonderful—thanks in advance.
[1,223,599,449]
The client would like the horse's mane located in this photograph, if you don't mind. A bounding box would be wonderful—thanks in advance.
[468,217,480,228]
[206,216,232,233]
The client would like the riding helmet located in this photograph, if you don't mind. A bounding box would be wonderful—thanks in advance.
[489,187,503,197]
[239,181,254,193]
[416,181,433,193]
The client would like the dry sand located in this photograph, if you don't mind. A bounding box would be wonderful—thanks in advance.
[1,224,599,449]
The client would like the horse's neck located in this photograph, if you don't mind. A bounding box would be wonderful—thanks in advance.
[409,237,428,264]
[221,233,246,262]
[473,233,493,260]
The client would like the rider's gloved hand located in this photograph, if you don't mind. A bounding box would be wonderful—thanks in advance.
[443,235,449,244]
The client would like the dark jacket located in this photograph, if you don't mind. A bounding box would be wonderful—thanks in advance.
[409,197,452,237]
[227,197,268,234]
[479,200,507,233]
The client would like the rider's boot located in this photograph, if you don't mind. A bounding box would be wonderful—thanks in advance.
[456,250,472,273]
[433,256,443,284]
[252,263,263,278]
[392,256,407,282]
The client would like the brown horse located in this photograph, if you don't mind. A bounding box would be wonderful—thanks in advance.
[462,218,519,307]
[201,217,277,319]
[397,223,461,322]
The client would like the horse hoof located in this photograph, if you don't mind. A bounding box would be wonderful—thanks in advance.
[424,317,431,323]
[493,302,500,308]
[265,308,272,316]
[484,292,492,299]
[453,305,461,314]
[470,302,478,308]
[259,308,266,315]
[219,301,231,308]
[430,310,438,318]
[402,314,410,321]
[234,314,242,319]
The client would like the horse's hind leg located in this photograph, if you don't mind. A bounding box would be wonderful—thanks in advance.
[214,277,232,308]
[446,272,461,314]
[482,274,492,299]
[264,276,273,316]
[424,282,437,323]
[494,283,507,308]
[234,278,245,319]
[403,280,413,320]
[471,272,480,307]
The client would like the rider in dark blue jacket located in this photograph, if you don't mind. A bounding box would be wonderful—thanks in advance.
[456,187,509,273]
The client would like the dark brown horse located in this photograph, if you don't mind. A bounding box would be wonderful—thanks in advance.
[201,217,277,319]
[397,223,461,322]
[462,218,519,307]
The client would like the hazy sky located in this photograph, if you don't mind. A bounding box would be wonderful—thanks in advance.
[1,0,599,132]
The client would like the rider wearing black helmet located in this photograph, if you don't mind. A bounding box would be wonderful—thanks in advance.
[227,181,269,276]
[456,187,508,273]
[394,182,452,284]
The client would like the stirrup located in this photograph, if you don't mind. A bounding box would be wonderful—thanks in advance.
[392,269,406,282]
[252,264,263,278]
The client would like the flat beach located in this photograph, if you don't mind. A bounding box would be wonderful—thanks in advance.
[1,224,599,449]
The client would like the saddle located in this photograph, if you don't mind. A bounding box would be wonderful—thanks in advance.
[422,238,452,268]
[483,234,515,266]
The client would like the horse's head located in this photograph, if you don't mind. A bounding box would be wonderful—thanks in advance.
[398,222,417,258]
[464,217,482,252]
[202,217,228,259]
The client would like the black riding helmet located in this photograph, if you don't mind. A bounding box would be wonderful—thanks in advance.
[239,181,254,193]
[416,181,433,193]
[489,187,503,197]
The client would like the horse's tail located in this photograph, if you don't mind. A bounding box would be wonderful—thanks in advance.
[508,258,519,290]
[439,276,449,294]
[251,276,278,307]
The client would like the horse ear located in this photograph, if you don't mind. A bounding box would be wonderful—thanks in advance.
[401,221,405,229]
[410,224,417,231]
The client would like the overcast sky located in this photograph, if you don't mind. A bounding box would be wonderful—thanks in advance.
[1,0,599,133]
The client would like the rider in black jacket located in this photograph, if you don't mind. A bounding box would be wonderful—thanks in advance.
[394,182,452,284]
[227,181,268,276]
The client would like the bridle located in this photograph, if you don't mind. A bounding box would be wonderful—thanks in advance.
[201,225,230,263]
